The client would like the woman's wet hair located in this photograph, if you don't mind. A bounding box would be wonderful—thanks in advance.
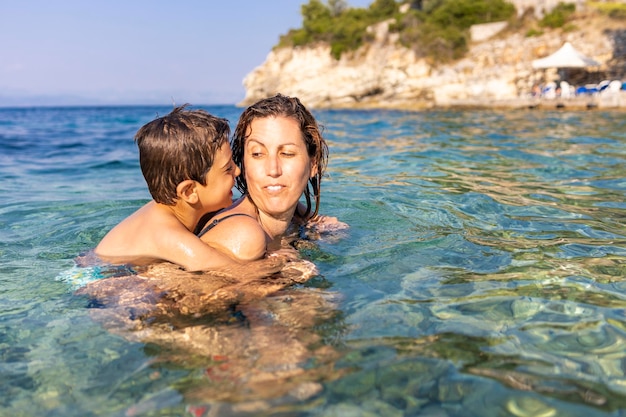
[135,105,230,205]
[232,94,329,220]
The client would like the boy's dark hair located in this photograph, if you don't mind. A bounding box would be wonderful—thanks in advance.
[135,105,230,205]
[232,94,328,220]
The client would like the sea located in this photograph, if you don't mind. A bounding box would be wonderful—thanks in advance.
[1,105,626,416]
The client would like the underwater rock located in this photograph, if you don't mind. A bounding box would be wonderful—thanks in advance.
[510,298,543,320]
[329,368,377,400]
[321,403,383,417]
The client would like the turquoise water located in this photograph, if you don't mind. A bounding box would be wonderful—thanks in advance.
[1,105,626,416]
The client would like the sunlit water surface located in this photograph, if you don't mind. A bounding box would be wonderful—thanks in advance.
[1,105,626,416]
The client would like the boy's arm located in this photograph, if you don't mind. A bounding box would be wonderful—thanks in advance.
[161,227,263,271]
[160,231,286,279]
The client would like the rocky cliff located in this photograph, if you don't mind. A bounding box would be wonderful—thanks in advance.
[240,3,626,110]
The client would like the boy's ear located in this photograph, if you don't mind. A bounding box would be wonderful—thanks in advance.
[177,180,198,204]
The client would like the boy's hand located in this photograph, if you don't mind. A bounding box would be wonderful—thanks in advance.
[212,255,286,282]
[268,247,301,262]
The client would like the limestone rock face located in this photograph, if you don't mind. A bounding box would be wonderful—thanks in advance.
[240,12,620,110]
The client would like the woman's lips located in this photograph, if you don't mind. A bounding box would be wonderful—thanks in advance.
[266,185,284,192]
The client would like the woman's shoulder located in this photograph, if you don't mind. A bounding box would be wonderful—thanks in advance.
[198,205,267,261]
[197,211,257,237]
[195,197,250,235]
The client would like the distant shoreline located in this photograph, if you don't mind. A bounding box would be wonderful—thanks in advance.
[445,92,626,111]
[302,91,626,112]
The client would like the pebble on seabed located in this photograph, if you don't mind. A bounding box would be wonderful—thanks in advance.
[506,396,556,417]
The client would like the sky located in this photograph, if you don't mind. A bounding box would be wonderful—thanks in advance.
[0,0,372,107]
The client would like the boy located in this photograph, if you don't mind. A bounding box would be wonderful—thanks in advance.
[95,105,245,271]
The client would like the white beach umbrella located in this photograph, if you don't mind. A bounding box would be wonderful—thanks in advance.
[532,42,600,69]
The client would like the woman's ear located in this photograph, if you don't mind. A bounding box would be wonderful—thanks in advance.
[310,160,318,179]
[177,180,199,204]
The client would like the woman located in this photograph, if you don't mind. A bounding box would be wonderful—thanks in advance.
[195,93,333,261]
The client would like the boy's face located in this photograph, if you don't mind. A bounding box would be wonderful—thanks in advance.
[199,142,240,212]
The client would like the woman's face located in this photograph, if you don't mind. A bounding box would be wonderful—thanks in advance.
[243,116,316,219]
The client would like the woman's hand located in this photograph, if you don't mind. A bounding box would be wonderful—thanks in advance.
[308,215,349,233]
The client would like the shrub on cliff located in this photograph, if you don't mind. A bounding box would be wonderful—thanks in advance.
[538,2,576,28]
[394,0,515,62]
[278,0,516,62]
[393,14,468,61]
[429,0,515,29]
[589,1,626,20]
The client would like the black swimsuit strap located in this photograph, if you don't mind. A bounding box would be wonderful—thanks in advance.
[196,213,255,238]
